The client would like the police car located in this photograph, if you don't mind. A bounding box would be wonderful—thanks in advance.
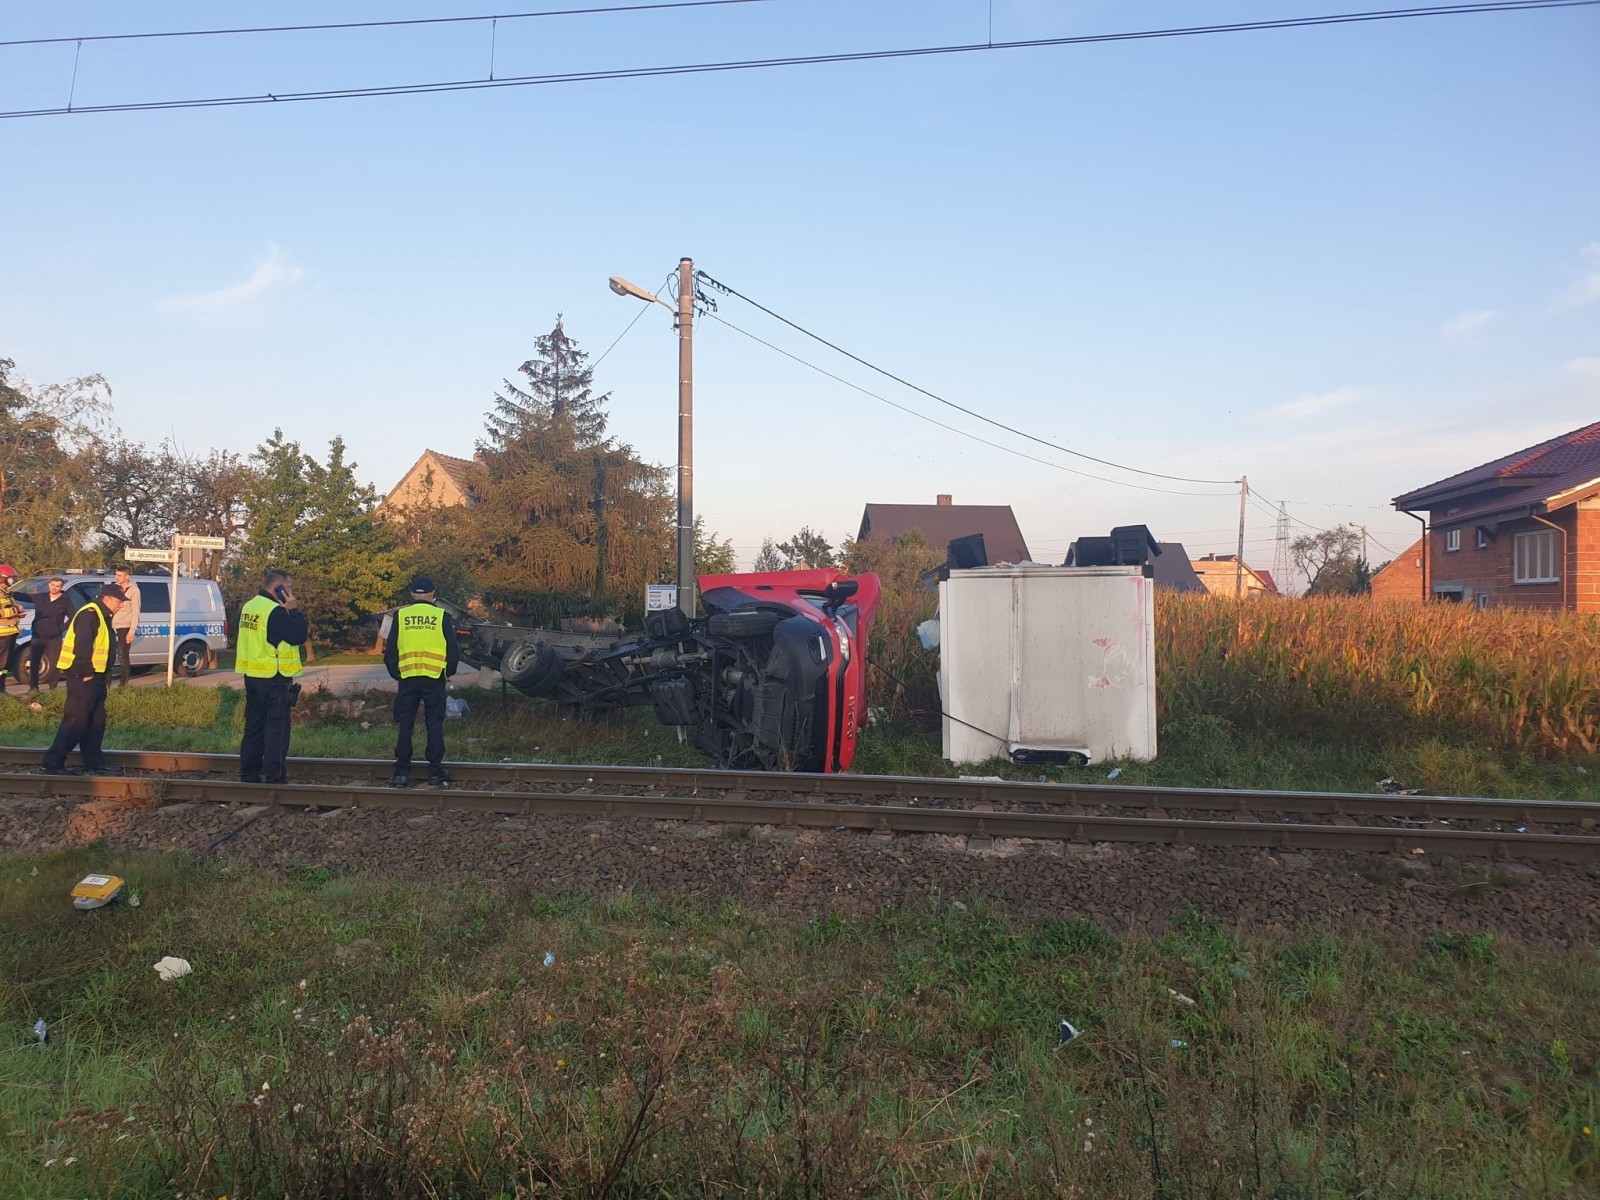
[9,570,229,677]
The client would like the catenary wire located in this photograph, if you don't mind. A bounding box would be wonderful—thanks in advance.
[700,273,1240,486]
[4,2,1592,118]
[0,0,770,47]
[705,313,1237,498]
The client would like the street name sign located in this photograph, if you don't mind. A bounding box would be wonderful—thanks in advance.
[125,547,179,564]
[175,535,226,549]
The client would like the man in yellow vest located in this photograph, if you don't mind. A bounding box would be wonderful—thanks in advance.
[40,583,126,776]
[383,576,459,786]
[237,568,309,785]
[0,564,22,695]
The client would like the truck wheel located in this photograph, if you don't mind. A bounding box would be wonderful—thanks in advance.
[175,640,209,677]
[706,609,784,639]
[501,640,561,693]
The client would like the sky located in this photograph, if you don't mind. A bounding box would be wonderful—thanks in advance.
[2,0,1596,584]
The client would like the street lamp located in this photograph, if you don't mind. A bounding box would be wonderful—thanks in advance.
[610,257,697,617]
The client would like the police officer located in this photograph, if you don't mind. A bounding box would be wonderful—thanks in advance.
[384,576,458,787]
[237,568,309,785]
[40,583,126,776]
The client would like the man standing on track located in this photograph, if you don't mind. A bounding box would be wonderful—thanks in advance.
[236,567,308,785]
[384,575,458,787]
[40,583,126,776]
[110,566,141,688]
[27,576,72,697]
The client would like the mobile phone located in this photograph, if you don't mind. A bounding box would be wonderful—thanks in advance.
[274,585,289,602]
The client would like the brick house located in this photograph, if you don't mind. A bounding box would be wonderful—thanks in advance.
[1368,538,1424,604]
[1391,421,1600,611]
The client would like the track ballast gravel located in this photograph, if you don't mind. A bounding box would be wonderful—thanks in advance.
[3,792,1597,944]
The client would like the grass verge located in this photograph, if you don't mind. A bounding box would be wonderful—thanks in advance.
[1,848,1595,1198]
[1,685,1595,798]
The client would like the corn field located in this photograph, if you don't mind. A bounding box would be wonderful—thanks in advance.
[1158,594,1600,756]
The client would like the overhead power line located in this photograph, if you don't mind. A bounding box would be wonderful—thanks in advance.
[699,273,1239,486]
[705,312,1235,497]
[0,0,769,47]
[3,1,1592,119]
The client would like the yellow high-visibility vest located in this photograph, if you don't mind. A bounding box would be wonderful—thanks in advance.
[237,594,303,679]
[57,602,111,674]
[0,592,21,636]
[395,602,448,679]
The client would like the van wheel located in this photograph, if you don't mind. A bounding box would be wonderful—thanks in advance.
[176,640,209,677]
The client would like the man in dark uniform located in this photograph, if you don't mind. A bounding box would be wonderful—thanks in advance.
[40,583,126,776]
[27,576,72,697]
[237,568,310,785]
[384,576,459,787]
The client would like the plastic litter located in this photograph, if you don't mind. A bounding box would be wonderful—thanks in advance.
[1167,988,1197,1007]
[33,1019,47,1045]
[1170,1039,1189,1049]
[1106,768,1122,780]
[915,618,940,650]
[1376,778,1421,795]
[153,956,192,982]
[30,867,37,877]
[444,697,470,719]
[1516,826,1527,833]
[542,951,556,968]
[70,873,124,911]
[1055,1019,1082,1050]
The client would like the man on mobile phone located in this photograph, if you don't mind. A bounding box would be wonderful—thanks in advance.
[237,568,309,785]
[384,575,459,787]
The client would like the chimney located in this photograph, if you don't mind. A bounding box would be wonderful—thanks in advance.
[936,494,953,507]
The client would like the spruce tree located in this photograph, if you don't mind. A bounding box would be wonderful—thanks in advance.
[471,319,673,624]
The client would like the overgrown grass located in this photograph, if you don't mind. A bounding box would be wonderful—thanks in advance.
[1,849,1595,1198]
[3,685,1596,797]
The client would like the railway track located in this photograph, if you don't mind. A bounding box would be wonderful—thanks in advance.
[2,746,1598,862]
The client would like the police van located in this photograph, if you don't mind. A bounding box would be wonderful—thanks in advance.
[9,570,229,677]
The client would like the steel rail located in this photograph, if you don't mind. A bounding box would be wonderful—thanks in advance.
[3,772,1598,861]
[0,746,1591,826]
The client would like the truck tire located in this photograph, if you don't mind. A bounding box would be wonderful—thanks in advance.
[501,640,562,694]
[175,640,209,678]
[706,609,785,639]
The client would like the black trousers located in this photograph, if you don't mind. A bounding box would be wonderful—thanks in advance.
[42,675,109,770]
[394,675,447,774]
[116,632,134,687]
[0,634,14,688]
[28,637,62,689]
[240,676,296,783]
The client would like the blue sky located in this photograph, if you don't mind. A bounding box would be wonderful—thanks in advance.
[2,0,1596,580]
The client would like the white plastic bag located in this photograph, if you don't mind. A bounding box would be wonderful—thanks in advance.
[153,956,192,982]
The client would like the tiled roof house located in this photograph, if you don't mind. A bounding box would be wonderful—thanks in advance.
[1392,422,1600,610]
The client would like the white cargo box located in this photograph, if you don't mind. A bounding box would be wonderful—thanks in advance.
[938,565,1156,765]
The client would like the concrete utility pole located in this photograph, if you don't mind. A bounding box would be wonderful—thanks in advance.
[608,259,697,617]
[1235,475,1248,599]
[675,257,696,617]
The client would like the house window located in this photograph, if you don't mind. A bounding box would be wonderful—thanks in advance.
[1444,529,1460,553]
[1513,530,1558,584]
[1475,593,1491,611]
[1475,528,1488,550]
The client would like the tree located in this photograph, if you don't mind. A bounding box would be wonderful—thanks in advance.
[776,525,836,570]
[231,430,404,644]
[841,531,945,719]
[0,357,110,572]
[693,516,737,577]
[95,440,256,576]
[470,319,673,624]
[752,537,783,573]
[1292,526,1372,596]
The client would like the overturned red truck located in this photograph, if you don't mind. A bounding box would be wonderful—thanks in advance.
[448,569,881,774]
